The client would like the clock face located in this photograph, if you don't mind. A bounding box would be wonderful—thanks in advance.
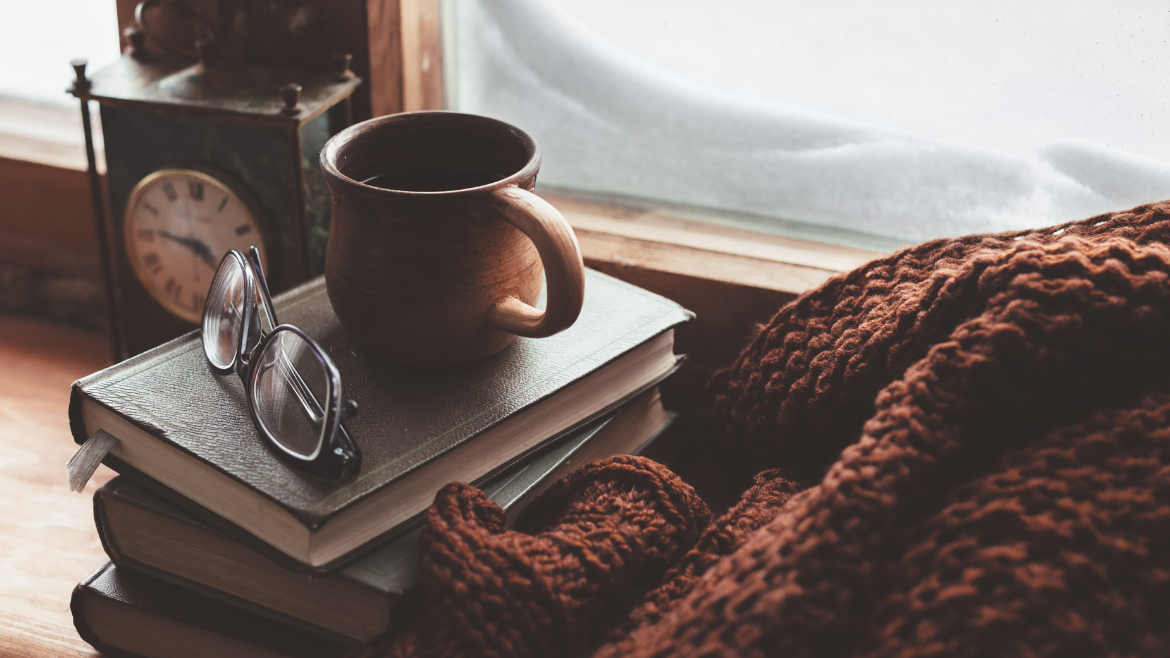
[124,168,268,324]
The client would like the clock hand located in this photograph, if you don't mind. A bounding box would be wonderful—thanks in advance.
[158,230,219,269]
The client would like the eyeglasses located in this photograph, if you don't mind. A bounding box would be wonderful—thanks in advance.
[201,246,361,480]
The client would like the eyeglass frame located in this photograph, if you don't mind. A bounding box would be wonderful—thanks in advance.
[201,246,361,481]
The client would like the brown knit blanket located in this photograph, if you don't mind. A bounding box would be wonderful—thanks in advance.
[353,202,1170,658]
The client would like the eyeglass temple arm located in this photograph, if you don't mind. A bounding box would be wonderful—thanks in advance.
[340,398,358,422]
[334,400,360,454]
[248,246,279,329]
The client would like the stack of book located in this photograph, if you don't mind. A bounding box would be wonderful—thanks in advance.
[67,269,691,658]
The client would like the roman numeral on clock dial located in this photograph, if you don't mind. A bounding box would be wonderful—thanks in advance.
[143,252,162,275]
[125,169,267,324]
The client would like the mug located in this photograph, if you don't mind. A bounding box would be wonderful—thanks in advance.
[319,111,585,367]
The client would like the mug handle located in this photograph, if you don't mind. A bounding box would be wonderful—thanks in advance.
[483,187,586,338]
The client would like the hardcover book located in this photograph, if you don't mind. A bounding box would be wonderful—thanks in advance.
[72,562,355,658]
[93,389,672,641]
[70,269,690,570]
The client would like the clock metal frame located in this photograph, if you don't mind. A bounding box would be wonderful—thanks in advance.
[123,165,271,324]
[70,51,360,360]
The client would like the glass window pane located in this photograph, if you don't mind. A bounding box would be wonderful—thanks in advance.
[0,1,119,106]
[450,0,1170,243]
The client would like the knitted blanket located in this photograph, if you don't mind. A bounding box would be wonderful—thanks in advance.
[352,202,1170,658]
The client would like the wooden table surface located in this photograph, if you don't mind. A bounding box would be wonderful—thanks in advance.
[0,315,114,657]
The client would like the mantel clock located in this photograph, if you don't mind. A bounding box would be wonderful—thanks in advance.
[71,40,360,360]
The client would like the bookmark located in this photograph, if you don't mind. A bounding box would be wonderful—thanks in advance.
[66,430,119,492]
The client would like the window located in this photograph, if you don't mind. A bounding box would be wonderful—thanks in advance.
[448,0,1170,244]
[0,0,118,167]
[0,1,119,107]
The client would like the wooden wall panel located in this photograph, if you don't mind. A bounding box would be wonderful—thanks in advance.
[400,0,444,111]
[366,0,405,117]
[0,157,101,277]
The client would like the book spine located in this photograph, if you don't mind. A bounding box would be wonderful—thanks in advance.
[71,563,356,658]
[70,564,143,658]
[67,384,89,447]
[93,484,125,565]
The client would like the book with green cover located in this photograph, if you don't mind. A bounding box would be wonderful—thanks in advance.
[70,269,689,572]
[93,389,673,641]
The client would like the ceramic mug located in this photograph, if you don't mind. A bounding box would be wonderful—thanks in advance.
[319,111,585,367]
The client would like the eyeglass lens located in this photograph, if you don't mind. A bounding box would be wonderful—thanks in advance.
[203,255,247,371]
[250,330,332,459]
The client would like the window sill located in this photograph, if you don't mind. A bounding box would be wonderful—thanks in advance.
[0,97,101,172]
[541,190,886,373]
[545,191,882,293]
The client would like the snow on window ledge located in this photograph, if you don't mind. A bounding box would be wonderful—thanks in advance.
[450,0,1170,243]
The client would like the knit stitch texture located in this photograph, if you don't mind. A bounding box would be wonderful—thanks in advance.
[352,201,1170,658]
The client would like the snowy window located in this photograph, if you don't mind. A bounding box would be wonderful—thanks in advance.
[448,0,1170,243]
